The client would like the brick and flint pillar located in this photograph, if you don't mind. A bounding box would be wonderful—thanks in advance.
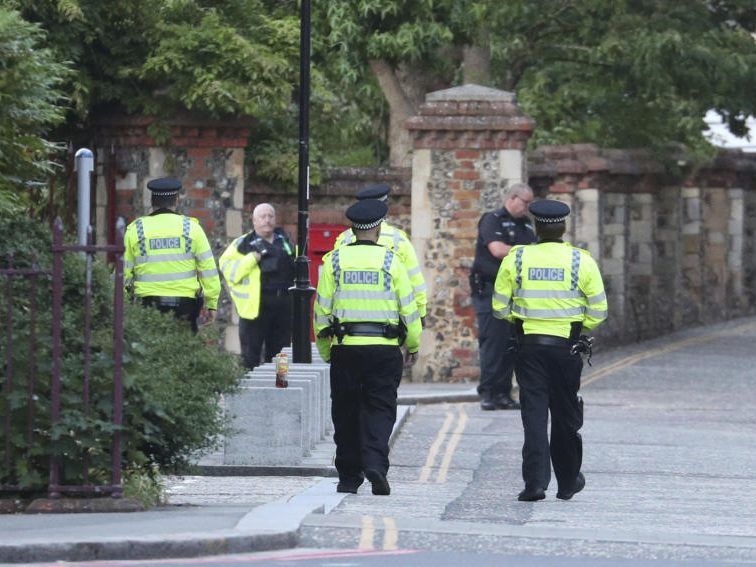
[406,85,535,382]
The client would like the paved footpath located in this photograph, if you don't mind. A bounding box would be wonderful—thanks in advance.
[1,317,755,564]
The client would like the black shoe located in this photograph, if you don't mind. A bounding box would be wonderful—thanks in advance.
[518,487,546,502]
[480,398,497,411]
[336,480,363,494]
[556,472,585,500]
[495,395,521,410]
[365,469,391,496]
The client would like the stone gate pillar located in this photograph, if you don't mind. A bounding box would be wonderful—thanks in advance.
[406,85,535,382]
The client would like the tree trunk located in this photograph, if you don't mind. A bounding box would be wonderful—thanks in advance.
[462,44,491,86]
[369,59,416,167]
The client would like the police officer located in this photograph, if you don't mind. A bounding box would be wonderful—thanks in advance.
[334,184,427,324]
[124,177,220,332]
[314,199,422,496]
[471,183,536,410]
[220,203,295,370]
[492,199,608,501]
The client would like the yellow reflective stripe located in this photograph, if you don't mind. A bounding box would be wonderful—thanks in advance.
[493,291,510,304]
[493,307,511,319]
[586,307,608,318]
[317,293,333,308]
[398,293,415,308]
[334,290,395,301]
[230,288,249,299]
[135,270,197,282]
[196,249,214,261]
[401,311,420,325]
[407,266,422,277]
[514,289,583,299]
[224,259,240,282]
[587,291,607,304]
[199,268,218,278]
[413,283,427,293]
[333,308,399,320]
[135,253,194,265]
[512,305,584,318]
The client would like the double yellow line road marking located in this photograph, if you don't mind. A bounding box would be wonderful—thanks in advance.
[358,406,469,550]
[418,404,469,484]
[359,515,398,551]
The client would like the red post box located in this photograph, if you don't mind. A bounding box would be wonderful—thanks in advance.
[307,223,347,289]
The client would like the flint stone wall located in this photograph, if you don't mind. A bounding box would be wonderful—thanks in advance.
[88,101,756,382]
[408,85,756,383]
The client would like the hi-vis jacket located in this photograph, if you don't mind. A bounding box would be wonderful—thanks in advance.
[335,223,427,317]
[314,242,423,362]
[218,234,263,320]
[492,241,608,337]
[124,211,220,309]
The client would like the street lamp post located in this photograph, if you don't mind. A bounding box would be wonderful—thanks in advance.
[291,0,314,363]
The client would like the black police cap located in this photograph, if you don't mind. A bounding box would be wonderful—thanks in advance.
[346,199,388,230]
[147,177,182,196]
[355,183,390,201]
[529,199,570,223]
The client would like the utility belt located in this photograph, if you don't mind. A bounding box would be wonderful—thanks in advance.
[141,296,199,309]
[514,319,595,364]
[318,320,406,345]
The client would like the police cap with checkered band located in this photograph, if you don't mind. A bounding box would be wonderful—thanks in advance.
[346,199,388,230]
[529,199,570,224]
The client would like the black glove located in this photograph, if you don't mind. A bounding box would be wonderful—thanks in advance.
[249,237,273,257]
[570,335,595,365]
[239,235,271,257]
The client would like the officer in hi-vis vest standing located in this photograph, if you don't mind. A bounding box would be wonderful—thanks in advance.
[492,199,607,502]
[334,184,427,325]
[124,177,220,333]
[314,199,422,496]
[220,203,295,370]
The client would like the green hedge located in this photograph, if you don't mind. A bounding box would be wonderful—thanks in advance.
[0,215,240,490]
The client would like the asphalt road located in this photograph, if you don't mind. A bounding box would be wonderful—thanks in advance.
[30,318,756,566]
[297,318,756,564]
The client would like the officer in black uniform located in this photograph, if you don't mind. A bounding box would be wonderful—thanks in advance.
[471,183,536,410]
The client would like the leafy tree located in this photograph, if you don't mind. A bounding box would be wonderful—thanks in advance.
[319,0,756,165]
[4,0,386,188]
[0,7,68,213]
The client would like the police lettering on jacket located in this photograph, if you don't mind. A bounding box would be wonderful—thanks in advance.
[343,270,379,285]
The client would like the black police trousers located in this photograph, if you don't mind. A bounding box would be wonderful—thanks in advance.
[141,296,200,333]
[329,344,403,485]
[515,342,584,492]
[238,291,292,370]
[473,284,515,401]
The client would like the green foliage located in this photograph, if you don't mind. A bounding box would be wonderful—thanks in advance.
[505,1,756,156]
[0,214,241,491]
[318,0,756,159]
[123,464,166,508]
[0,7,68,211]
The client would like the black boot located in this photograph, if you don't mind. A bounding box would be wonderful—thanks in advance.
[365,469,391,496]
